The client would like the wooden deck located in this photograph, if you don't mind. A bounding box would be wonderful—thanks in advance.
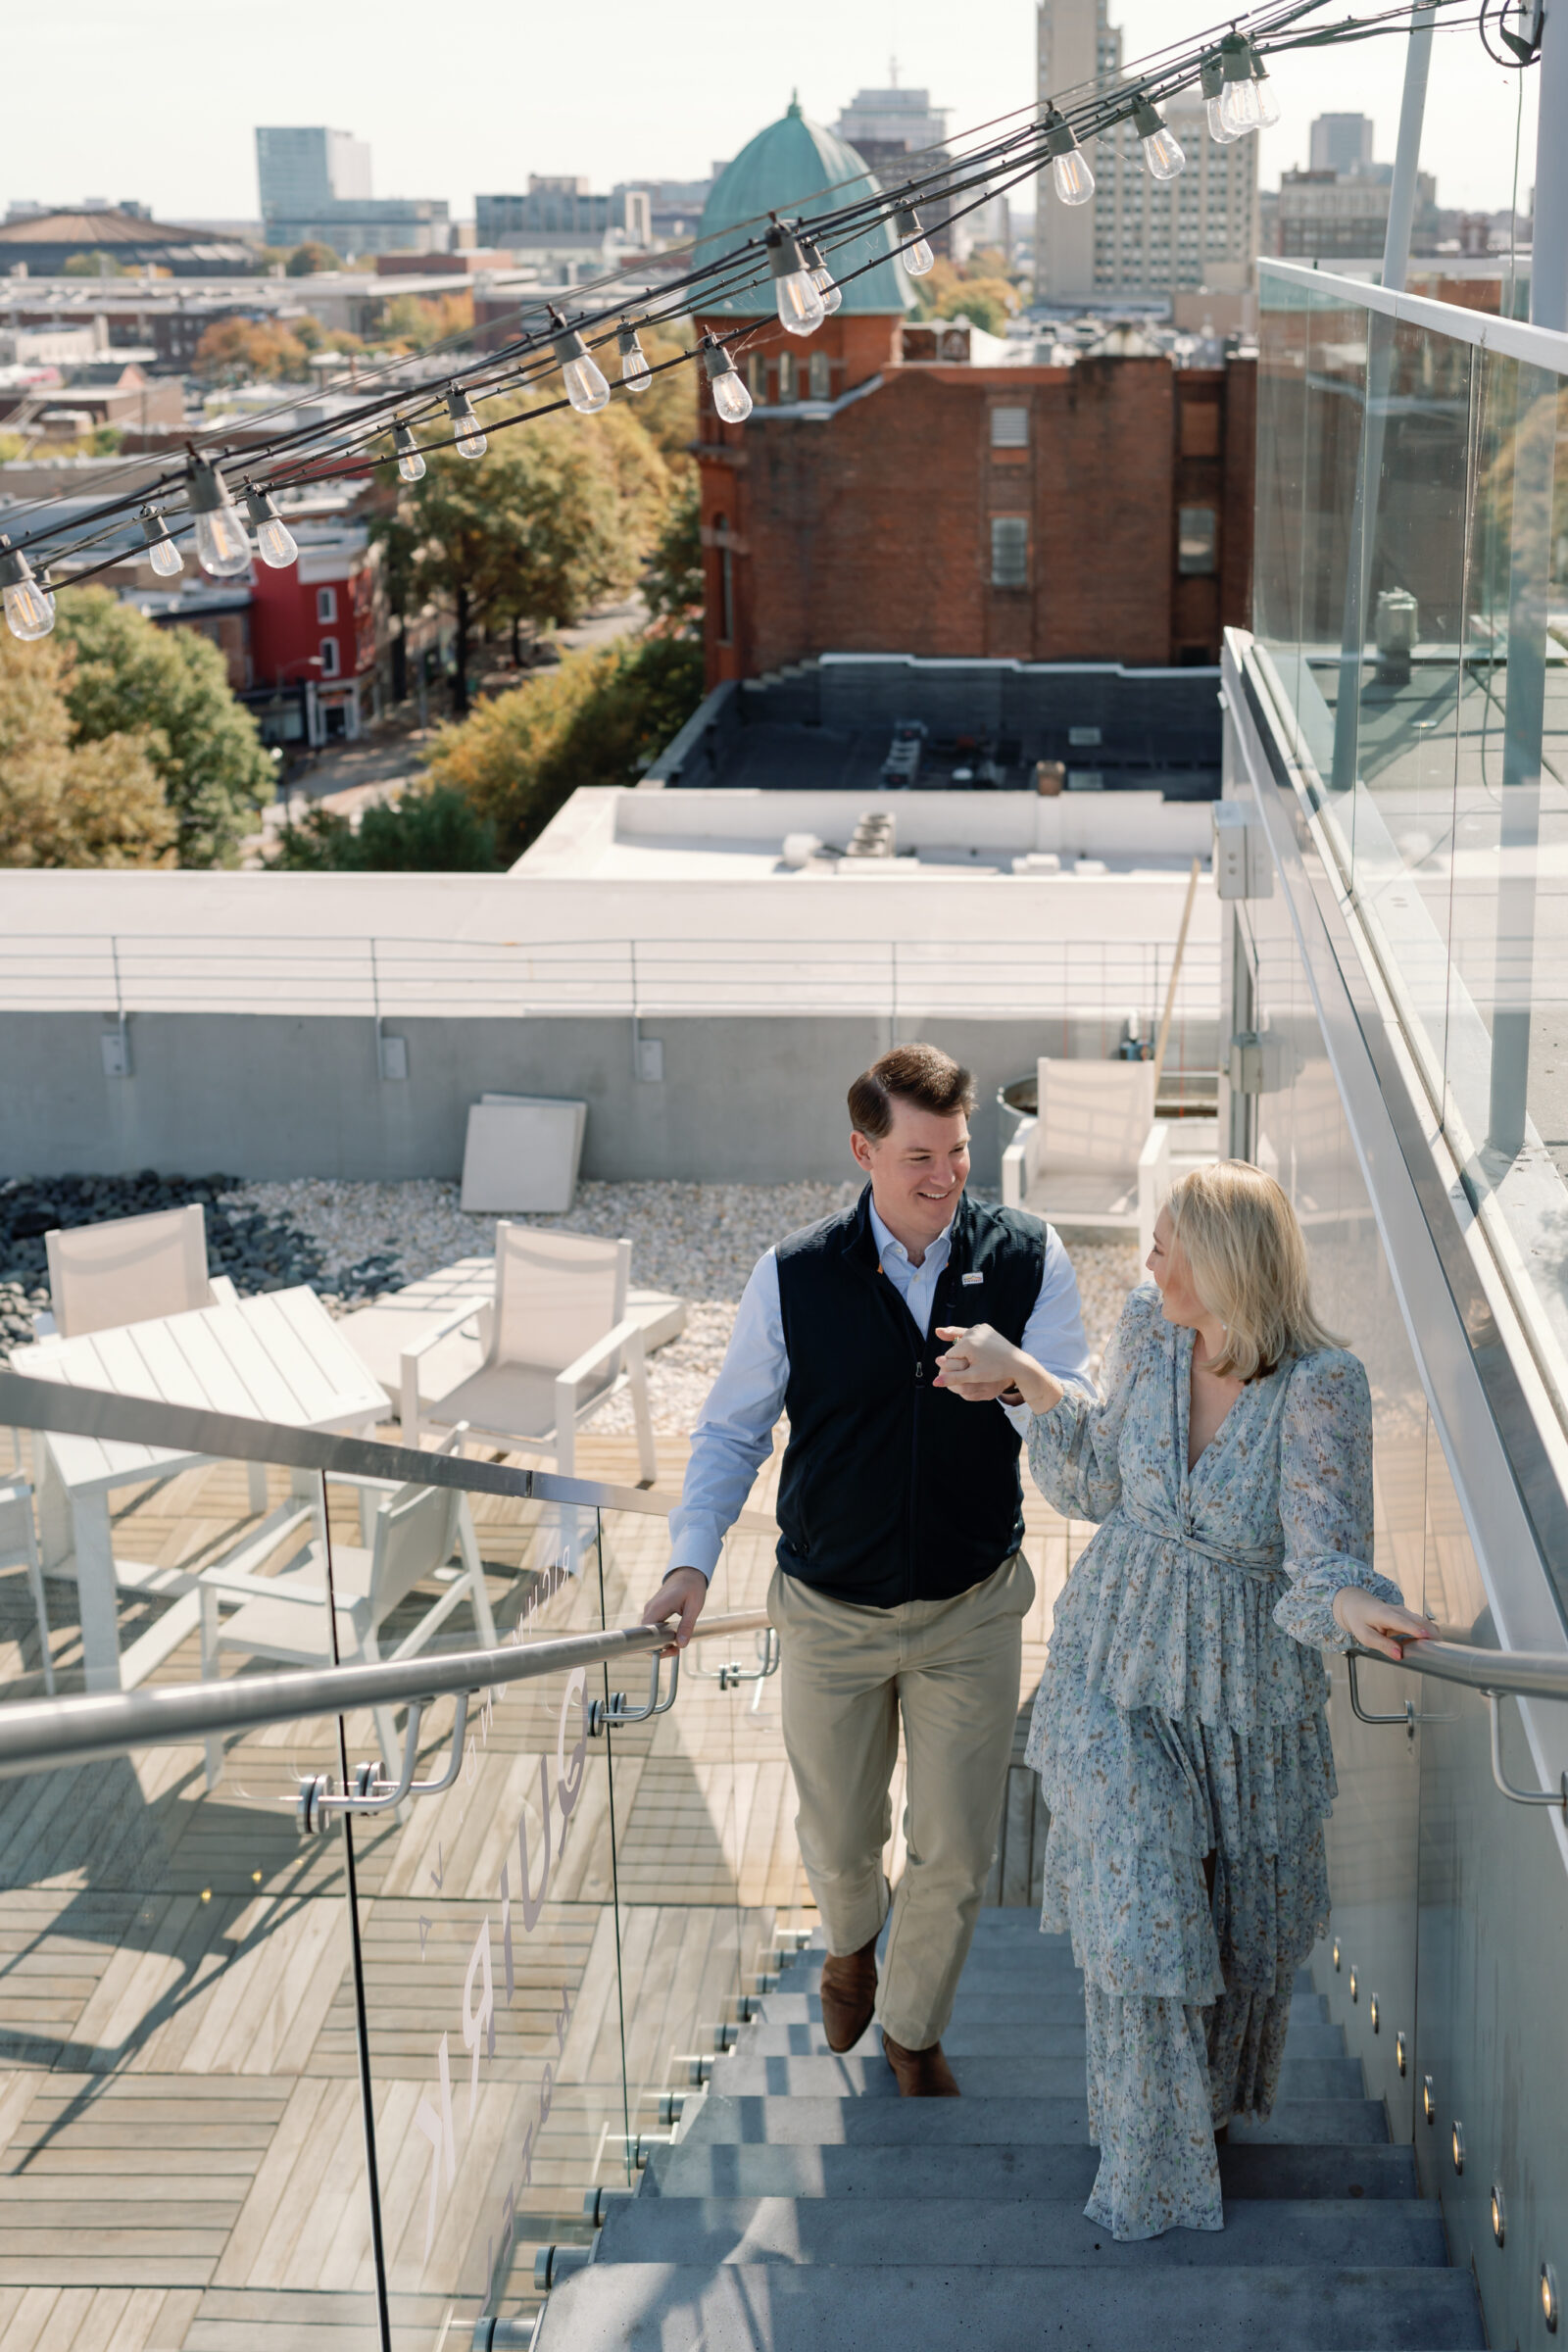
[0,1427,1086,2348]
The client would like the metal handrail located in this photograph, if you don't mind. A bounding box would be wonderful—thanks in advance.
[0,1369,776,1532]
[1349,1638,1568,1819]
[0,1608,771,1779]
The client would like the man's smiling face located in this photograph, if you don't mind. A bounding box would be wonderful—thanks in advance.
[852,1099,971,1259]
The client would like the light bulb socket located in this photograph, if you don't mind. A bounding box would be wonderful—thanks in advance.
[766,222,810,281]
[700,331,738,381]
[244,484,282,528]
[0,534,37,591]
[187,456,235,515]
[549,309,592,367]
[392,419,419,458]
[616,321,644,357]
[1043,107,1084,162]
[1220,31,1252,84]
[138,505,174,550]
[1200,52,1226,100]
[447,387,480,427]
[801,234,829,272]
[894,206,926,243]
[1132,95,1166,141]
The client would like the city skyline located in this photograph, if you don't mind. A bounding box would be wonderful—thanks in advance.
[5,0,1538,233]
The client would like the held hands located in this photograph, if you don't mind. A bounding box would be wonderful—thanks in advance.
[934,1323,1063,1413]
[1332,1587,1439,1661]
[640,1566,709,1655]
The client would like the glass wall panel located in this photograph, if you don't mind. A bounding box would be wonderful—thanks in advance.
[1253,269,1310,698]
[1297,282,1370,794]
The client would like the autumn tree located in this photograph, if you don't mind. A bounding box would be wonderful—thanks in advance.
[194,318,311,384]
[285,242,342,276]
[371,408,669,714]
[0,629,172,868]
[378,291,473,351]
[907,257,1021,339]
[54,590,273,866]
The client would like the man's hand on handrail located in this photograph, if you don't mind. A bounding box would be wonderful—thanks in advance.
[640,1566,709,1654]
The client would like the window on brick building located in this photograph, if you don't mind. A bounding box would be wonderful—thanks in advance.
[990,514,1029,589]
[712,518,735,645]
[316,586,337,624]
[778,353,797,404]
[990,406,1029,449]
[748,354,767,403]
[318,636,340,677]
[1178,506,1218,575]
[808,351,831,401]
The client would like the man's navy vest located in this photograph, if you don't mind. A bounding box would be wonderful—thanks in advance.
[773,1185,1045,1608]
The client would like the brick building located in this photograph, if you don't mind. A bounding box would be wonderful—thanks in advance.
[693,103,1253,690]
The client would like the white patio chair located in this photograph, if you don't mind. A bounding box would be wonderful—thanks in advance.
[1002,1060,1165,1240]
[399,1226,657,1485]
[37,1203,238,1340]
[198,1427,495,1790]
[0,1481,55,1695]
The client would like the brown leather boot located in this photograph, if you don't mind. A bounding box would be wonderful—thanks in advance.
[882,2030,960,2096]
[818,1933,879,2052]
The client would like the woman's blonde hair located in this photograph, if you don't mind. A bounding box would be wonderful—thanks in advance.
[1165,1160,1339,1381]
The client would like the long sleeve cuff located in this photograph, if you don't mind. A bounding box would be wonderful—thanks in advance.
[664,1523,723,1583]
[1274,1559,1405,1652]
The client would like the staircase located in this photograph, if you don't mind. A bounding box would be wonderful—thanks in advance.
[536,1911,1485,2350]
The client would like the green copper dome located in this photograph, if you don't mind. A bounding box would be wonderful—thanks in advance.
[696,97,912,318]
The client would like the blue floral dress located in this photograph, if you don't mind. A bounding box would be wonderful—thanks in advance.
[1023,1284,1402,2242]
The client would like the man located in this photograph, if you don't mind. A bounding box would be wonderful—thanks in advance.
[640,1043,1091,2094]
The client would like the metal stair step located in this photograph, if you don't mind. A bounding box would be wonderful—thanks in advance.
[643,2139,1419,2203]
[706,2052,1364,2100]
[735,2015,1348,2060]
[677,2094,1392,2149]
[595,2193,1446,2270]
[753,1988,1330,2031]
[535,2261,1485,2350]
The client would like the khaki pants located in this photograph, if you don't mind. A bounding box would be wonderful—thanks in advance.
[768,1549,1034,2050]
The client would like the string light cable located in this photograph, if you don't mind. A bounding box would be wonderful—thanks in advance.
[3,0,1495,624]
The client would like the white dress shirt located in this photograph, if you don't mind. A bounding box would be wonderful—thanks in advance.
[667,1197,1093,1581]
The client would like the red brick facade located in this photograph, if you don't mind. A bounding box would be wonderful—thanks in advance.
[696,311,1255,687]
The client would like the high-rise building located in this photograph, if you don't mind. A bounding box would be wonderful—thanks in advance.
[1309,113,1375,174]
[255,128,371,223]
[1035,0,1257,309]
[834,86,957,258]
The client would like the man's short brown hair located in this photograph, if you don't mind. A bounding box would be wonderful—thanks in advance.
[847,1042,977,1140]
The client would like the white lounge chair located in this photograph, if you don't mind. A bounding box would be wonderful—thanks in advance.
[198,1428,495,1789]
[0,1481,55,1695]
[37,1203,238,1341]
[1002,1058,1170,1256]
[398,1226,657,1484]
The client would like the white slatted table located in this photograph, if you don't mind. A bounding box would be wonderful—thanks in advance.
[12,1288,389,1691]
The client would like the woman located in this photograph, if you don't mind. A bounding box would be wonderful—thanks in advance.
[934,1161,1431,2242]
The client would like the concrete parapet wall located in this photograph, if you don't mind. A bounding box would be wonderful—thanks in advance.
[0,1011,1219,1186]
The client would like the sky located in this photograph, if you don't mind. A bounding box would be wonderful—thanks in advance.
[0,1,1540,230]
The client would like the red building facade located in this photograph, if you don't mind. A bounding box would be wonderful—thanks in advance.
[694,311,1255,689]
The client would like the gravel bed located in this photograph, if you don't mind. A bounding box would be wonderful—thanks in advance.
[2,1172,1143,1433]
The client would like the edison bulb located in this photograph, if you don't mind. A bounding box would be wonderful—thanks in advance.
[448,391,486,458]
[1205,94,1240,143]
[775,269,824,338]
[194,505,252,577]
[803,239,843,315]
[393,422,425,481]
[895,209,934,275]
[618,325,653,393]
[3,574,54,640]
[1252,67,1281,127]
[711,369,753,424]
[562,353,611,414]
[1053,147,1096,206]
[1143,125,1185,179]
[148,533,183,576]
[1218,73,1264,136]
[256,515,298,568]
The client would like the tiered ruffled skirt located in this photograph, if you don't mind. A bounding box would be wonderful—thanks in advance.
[1024,1526,1335,2240]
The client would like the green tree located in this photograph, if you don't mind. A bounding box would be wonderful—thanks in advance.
[371,410,668,715]
[62,251,125,278]
[54,589,272,866]
[423,632,705,860]
[285,241,342,276]
[378,291,473,350]
[271,783,500,871]
[642,472,702,637]
[0,628,172,867]
[907,257,1021,338]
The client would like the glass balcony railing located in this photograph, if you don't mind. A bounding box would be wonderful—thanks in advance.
[0,1370,787,2346]
[1252,260,1568,1443]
